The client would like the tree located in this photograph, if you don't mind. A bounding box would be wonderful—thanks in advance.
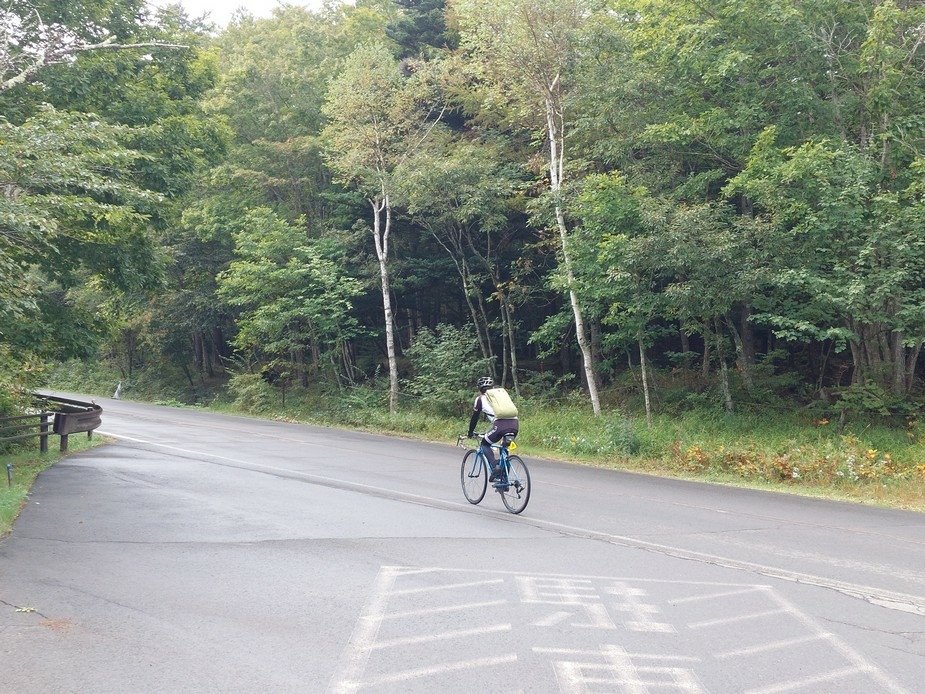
[217,208,362,385]
[0,106,162,358]
[0,0,228,389]
[0,1,186,93]
[730,132,925,399]
[452,0,604,414]
[387,0,457,58]
[403,135,528,392]
[573,174,663,424]
[322,42,446,411]
[719,0,925,400]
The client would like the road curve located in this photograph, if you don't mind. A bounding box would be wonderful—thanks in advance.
[1,396,923,693]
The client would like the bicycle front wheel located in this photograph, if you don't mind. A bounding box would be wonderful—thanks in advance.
[499,455,531,514]
[461,449,487,504]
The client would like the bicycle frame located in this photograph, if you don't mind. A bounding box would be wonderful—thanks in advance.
[467,442,511,483]
[465,434,518,486]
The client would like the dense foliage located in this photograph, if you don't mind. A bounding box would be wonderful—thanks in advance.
[4,0,925,436]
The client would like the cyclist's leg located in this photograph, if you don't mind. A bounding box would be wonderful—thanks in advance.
[481,423,500,478]
[486,419,518,482]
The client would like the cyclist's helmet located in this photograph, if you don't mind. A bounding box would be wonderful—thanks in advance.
[477,376,494,391]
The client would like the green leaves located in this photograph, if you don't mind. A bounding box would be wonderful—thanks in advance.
[322,41,448,194]
[0,106,161,280]
[216,208,362,368]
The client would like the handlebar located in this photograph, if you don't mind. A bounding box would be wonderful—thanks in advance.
[456,433,481,447]
[457,433,514,450]
[456,431,506,448]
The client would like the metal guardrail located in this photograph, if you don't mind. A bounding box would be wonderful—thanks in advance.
[0,394,102,454]
[0,412,54,452]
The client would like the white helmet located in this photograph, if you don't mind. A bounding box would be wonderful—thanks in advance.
[477,376,494,390]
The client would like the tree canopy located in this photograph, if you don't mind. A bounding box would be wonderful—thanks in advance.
[4,0,925,420]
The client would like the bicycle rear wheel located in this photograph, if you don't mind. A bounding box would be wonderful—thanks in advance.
[499,455,530,514]
[461,449,487,504]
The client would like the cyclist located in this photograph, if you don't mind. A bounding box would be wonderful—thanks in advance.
[466,376,519,482]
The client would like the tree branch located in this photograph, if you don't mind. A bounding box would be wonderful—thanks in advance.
[1,9,188,93]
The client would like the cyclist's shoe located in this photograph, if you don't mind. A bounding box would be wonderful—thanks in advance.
[489,466,504,482]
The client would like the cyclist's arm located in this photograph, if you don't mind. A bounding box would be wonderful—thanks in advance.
[467,396,482,437]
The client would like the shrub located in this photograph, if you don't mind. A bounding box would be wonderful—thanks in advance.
[226,373,275,414]
[404,324,492,416]
[674,435,925,486]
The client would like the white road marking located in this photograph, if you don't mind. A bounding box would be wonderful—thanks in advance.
[745,665,871,694]
[347,655,518,689]
[388,578,503,596]
[516,576,619,629]
[761,589,910,694]
[533,611,573,627]
[370,624,511,649]
[546,644,705,694]
[715,633,829,659]
[673,586,770,603]
[688,608,787,629]
[534,647,700,661]
[328,565,908,693]
[383,600,505,619]
[606,582,675,633]
[326,565,399,694]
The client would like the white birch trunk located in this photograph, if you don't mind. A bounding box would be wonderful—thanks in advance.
[372,192,399,413]
[638,329,652,428]
[545,84,601,415]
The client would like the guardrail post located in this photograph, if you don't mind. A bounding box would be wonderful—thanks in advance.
[40,412,50,453]
[60,433,69,453]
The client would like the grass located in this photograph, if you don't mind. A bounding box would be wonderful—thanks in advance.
[525,406,925,512]
[0,435,107,538]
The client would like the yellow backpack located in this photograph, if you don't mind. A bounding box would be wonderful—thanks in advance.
[485,387,518,418]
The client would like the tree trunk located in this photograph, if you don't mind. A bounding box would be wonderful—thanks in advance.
[891,329,906,397]
[461,234,501,371]
[638,328,652,428]
[848,339,863,385]
[714,317,734,413]
[906,343,922,395]
[702,332,711,378]
[740,304,757,367]
[680,327,690,357]
[500,311,510,385]
[193,333,203,375]
[726,313,755,395]
[545,86,601,415]
[500,296,520,396]
[462,257,492,363]
[372,194,399,413]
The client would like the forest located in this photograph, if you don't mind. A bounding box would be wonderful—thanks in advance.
[3,0,925,493]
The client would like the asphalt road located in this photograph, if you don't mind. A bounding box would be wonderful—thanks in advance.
[1,395,924,693]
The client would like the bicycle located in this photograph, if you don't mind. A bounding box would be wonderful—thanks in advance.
[456,433,531,514]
